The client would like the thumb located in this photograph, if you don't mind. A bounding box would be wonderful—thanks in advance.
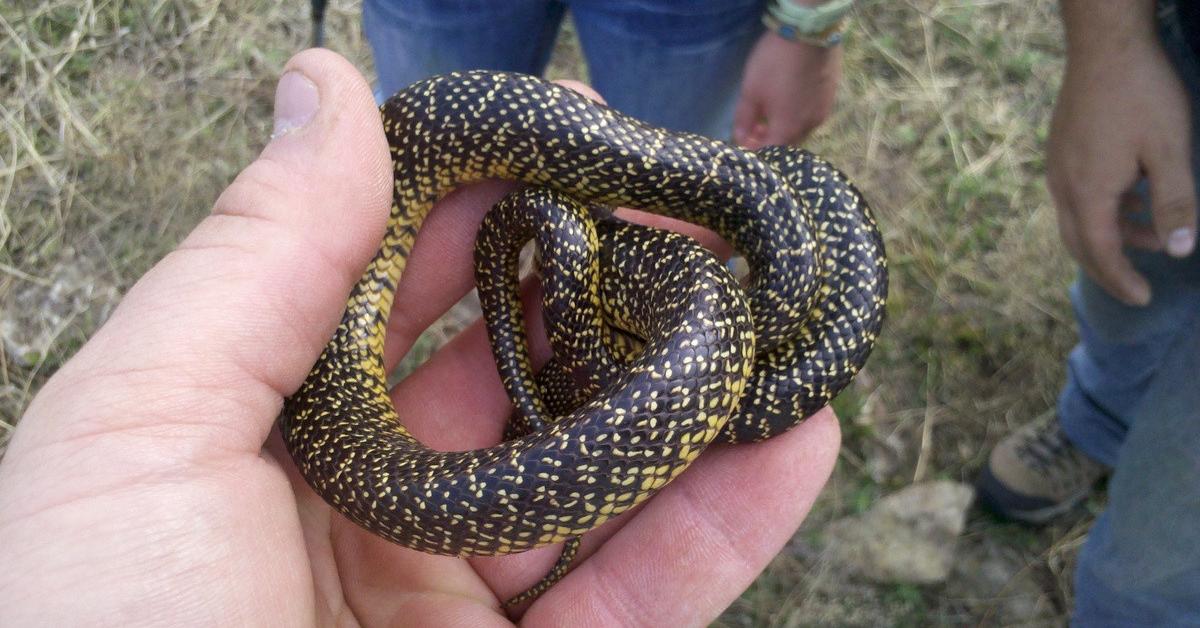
[33,49,392,450]
[1145,146,1198,258]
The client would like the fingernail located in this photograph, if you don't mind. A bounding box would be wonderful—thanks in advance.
[1167,228,1195,257]
[272,71,319,139]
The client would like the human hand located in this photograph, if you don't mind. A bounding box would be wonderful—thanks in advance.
[733,31,842,149]
[1047,2,1196,306]
[0,49,840,626]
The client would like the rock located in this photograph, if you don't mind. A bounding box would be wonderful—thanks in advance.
[950,539,1051,621]
[824,480,975,584]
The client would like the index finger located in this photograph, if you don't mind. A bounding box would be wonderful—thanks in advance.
[1076,202,1152,306]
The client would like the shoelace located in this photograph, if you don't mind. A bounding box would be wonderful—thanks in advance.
[1015,422,1099,491]
[1016,423,1067,469]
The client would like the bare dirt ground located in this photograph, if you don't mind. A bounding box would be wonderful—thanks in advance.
[2,1,1088,624]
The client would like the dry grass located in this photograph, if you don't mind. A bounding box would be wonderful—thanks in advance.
[2,0,1091,624]
[0,0,364,426]
[714,2,1087,624]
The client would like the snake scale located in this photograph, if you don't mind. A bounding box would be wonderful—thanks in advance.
[281,70,887,601]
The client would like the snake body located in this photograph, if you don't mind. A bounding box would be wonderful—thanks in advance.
[281,71,886,562]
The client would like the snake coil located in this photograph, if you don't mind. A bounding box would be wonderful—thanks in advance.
[281,70,886,595]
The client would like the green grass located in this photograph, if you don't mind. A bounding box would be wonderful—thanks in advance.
[2,0,1087,624]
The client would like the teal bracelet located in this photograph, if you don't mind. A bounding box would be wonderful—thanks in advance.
[762,13,844,48]
[767,0,856,36]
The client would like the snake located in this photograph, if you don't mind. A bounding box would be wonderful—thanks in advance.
[280,70,887,604]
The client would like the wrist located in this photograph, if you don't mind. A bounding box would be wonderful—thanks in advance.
[762,28,838,55]
[1060,0,1157,59]
[764,0,854,48]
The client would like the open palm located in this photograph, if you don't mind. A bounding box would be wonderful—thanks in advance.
[0,50,839,627]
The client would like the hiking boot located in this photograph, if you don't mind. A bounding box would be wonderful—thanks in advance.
[976,416,1108,524]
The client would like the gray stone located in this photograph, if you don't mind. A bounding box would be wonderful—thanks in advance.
[950,540,1051,621]
[824,480,975,584]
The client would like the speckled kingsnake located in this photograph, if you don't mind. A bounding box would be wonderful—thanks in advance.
[281,70,887,601]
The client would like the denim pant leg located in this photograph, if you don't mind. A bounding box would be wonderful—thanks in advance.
[1065,1,1200,622]
[362,0,566,102]
[1058,255,1200,467]
[569,0,766,139]
[364,0,765,138]
[1071,314,1200,625]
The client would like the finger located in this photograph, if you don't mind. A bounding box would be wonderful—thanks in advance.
[754,121,771,145]
[1050,169,1152,305]
[555,79,605,105]
[1077,208,1152,306]
[262,429,352,624]
[21,49,392,451]
[330,515,505,628]
[733,94,762,148]
[525,408,841,627]
[740,121,770,151]
[478,507,638,619]
[1144,144,1198,257]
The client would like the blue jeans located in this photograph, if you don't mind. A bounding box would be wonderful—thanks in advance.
[362,0,767,139]
[1061,1,1200,624]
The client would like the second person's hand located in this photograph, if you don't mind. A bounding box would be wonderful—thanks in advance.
[734,31,842,149]
[1047,0,1196,306]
